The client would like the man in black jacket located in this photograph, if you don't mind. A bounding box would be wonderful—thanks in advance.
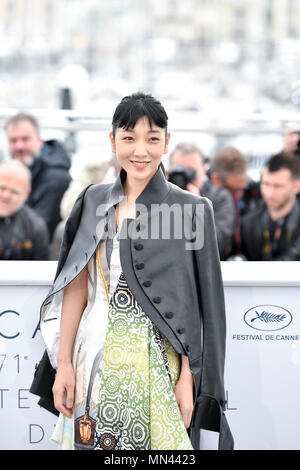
[5,113,72,240]
[241,152,300,261]
[168,142,236,260]
[0,160,49,260]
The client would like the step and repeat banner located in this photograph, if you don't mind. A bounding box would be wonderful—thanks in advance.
[0,262,300,450]
[0,284,57,450]
[224,285,300,450]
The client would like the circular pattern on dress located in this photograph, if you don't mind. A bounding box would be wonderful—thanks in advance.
[105,375,120,393]
[132,423,146,443]
[134,352,148,371]
[108,346,123,365]
[167,402,180,421]
[113,318,128,337]
[116,290,131,308]
[99,433,116,450]
[102,403,118,422]
[151,421,164,441]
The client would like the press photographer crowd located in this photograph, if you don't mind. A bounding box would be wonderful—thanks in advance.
[1,112,300,263]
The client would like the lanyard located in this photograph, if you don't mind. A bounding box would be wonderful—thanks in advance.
[96,244,110,303]
[262,218,292,258]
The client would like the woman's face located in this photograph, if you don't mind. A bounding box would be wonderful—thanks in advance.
[110,116,170,184]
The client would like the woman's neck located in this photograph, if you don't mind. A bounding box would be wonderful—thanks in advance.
[123,170,156,204]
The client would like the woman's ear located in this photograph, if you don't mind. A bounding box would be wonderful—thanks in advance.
[109,131,116,153]
[163,132,171,154]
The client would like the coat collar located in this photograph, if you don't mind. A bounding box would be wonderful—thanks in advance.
[108,163,170,214]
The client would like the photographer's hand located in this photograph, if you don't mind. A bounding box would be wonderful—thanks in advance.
[186,182,200,195]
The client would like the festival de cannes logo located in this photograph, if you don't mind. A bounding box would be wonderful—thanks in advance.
[244,305,293,332]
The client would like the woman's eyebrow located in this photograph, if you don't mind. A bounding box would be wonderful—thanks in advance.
[121,129,161,134]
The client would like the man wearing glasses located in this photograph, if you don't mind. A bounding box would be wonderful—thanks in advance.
[0,160,49,260]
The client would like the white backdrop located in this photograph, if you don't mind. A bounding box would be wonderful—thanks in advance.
[0,261,300,450]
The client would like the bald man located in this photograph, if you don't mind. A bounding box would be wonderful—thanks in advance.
[0,160,49,260]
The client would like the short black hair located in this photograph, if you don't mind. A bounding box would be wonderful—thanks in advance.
[265,152,300,180]
[112,92,168,137]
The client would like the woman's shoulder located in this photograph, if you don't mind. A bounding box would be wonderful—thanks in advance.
[80,181,115,206]
[85,181,114,196]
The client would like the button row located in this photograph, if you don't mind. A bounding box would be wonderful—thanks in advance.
[133,241,187,343]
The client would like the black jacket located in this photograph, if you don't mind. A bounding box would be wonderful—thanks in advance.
[241,199,300,261]
[201,180,236,260]
[27,140,72,240]
[30,166,233,450]
[0,203,49,260]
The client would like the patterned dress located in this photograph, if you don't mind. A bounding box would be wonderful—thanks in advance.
[52,231,193,450]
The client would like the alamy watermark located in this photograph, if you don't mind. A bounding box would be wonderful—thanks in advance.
[95,200,205,250]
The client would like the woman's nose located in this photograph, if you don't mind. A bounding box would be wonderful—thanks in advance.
[134,141,148,157]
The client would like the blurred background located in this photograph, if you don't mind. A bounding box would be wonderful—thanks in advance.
[1,0,300,177]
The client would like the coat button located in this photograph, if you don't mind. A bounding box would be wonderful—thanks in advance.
[153,296,161,304]
[135,243,143,251]
[104,223,108,232]
[143,280,152,287]
[135,263,144,270]
[165,311,174,319]
[177,327,185,334]
[136,223,145,232]
[185,344,190,353]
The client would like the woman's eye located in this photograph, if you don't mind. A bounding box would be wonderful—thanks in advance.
[123,136,133,141]
[149,137,159,142]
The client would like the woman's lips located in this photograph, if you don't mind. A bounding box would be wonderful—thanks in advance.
[130,161,150,169]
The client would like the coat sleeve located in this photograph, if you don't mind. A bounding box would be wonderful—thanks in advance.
[191,197,234,450]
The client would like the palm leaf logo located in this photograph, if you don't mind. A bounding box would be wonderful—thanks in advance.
[251,310,287,323]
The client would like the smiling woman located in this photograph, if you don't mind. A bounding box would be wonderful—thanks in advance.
[31,92,233,451]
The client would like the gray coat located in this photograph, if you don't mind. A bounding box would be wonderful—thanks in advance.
[31,165,233,450]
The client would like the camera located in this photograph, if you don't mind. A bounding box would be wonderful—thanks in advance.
[167,165,197,190]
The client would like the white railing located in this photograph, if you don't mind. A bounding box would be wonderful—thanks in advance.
[0,109,300,135]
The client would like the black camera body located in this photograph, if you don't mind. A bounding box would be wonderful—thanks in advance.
[167,164,197,190]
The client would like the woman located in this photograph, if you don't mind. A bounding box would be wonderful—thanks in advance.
[31,92,233,450]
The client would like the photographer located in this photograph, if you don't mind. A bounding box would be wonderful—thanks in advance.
[168,142,236,260]
[0,160,49,260]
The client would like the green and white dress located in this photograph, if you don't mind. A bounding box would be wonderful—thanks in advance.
[52,231,193,450]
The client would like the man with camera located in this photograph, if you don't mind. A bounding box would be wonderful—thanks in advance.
[168,142,236,260]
